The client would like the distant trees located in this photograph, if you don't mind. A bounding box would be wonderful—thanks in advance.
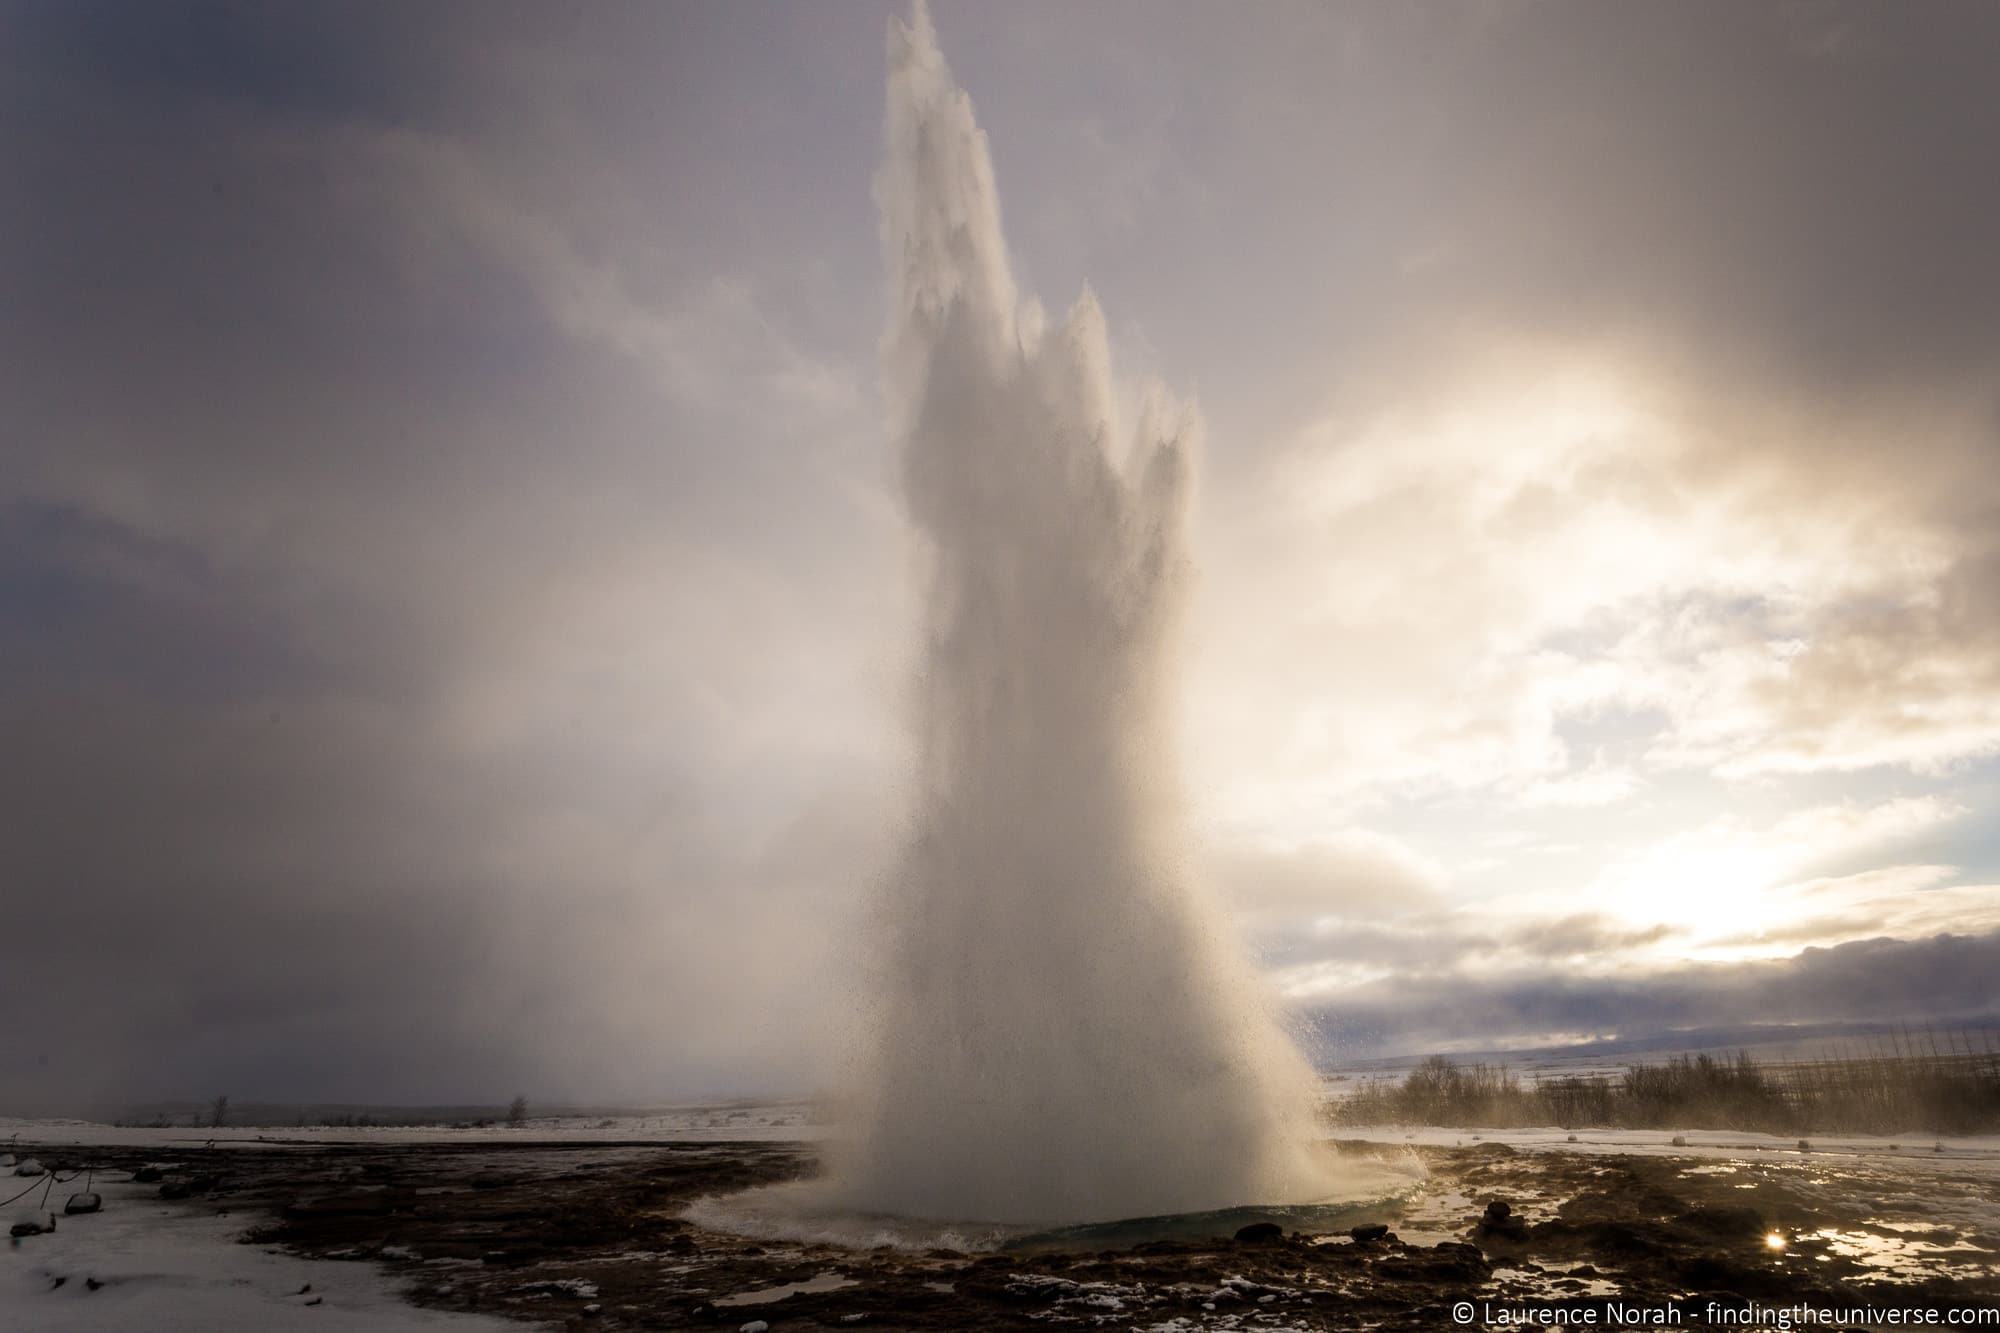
[507,1095,528,1127]
[210,1094,229,1128]
[1327,1046,2000,1135]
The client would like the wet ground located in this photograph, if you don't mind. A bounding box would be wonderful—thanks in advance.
[9,1137,1999,1329]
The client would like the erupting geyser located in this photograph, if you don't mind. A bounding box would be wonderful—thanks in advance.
[824,3,1373,1227]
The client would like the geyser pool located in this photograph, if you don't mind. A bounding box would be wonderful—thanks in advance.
[700,2,1417,1238]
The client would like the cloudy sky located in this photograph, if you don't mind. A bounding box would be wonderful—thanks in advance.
[6,1,1999,1112]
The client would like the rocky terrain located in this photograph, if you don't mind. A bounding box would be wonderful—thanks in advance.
[7,1137,1998,1329]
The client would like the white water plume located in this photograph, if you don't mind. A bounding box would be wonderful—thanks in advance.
[809,3,1400,1228]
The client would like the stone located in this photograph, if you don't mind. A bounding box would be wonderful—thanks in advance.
[1478,1198,1528,1241]
[64,1192,102,1215]
[1349,1223,1391,1242]
[1233,1221,1283,1243]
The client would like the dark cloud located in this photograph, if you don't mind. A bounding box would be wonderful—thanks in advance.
[1308,931,2000,1057]
[1260,912,1675,976]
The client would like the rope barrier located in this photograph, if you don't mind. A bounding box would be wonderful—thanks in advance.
[4,1163,102,1211]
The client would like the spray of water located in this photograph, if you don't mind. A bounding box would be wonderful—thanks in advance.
[817,3,1380,1228]
[685,5,1412,1244]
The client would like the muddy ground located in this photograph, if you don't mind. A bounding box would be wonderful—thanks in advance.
[12,1137,2000,1329]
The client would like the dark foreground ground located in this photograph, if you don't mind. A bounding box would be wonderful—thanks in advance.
[12,1136,2000,1330]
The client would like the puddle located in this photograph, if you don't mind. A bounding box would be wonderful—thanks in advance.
[1804,1226,1996,1279]
[714,1270,859,1306]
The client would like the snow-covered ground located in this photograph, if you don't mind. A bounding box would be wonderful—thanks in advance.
[2,1172,529,1332]
[1344,1122,2000,1168]
[0,1101,829,1150]
[5,1108,1997,1328]
[0,1103,820,1331]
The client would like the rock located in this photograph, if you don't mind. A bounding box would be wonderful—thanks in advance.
[132,1167,163,1184]
[1566,1134,1578,1142]
[1671,1135,1688,1147]
[739,1323,769,1333]
[10,1221,46,1238]
[64,1192,102,1215]
[87,1277,104,1290]
[161,1173,221,1200]
[1477,1198,1528,1241]
[14,1158,44,1177]
[1349,1223,1391,1243]
[0,1154,13,1167]
[1233,1221,1284,1243]
[1796,1140,1812,1152]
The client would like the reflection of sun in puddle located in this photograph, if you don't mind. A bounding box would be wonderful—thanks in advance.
[1806,1226,1993,1279]
[1375,1182,1477,1248]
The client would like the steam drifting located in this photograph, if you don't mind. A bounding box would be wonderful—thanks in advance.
[827,5,1361,1226]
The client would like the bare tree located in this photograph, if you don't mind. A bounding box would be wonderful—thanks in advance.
[210,1094,229,1128]
[507,1095,528,1127]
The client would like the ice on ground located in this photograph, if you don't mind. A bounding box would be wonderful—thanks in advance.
[0,1176,526,1332]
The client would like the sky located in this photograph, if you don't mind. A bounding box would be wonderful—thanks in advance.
[4,1,1999,1112]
